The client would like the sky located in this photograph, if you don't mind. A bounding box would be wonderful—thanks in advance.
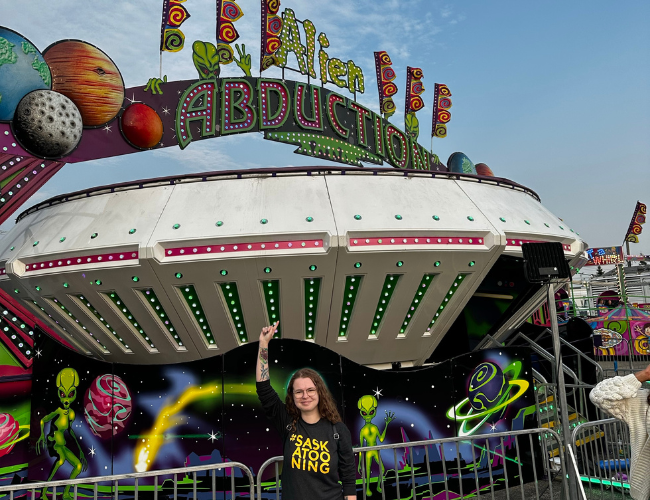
[2,0,649,263]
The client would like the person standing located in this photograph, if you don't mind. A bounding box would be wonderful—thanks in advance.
[590,366,650,500]
[256,321,357,500]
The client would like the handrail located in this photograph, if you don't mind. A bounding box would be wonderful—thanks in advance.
[0,461,255,498]
[256,427,568,500]
[570,417,620,448]
[512,332,582,385]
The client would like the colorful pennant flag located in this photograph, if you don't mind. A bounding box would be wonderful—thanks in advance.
[260,0,283,71]
[431,83,452,138]
[374,51,397,118]
[404,67,424,139]
[160,0,191,53]
[625,201,647,243]
[216,0,245,65]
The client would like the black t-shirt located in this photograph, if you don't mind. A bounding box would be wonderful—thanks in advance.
[256,380,356,500]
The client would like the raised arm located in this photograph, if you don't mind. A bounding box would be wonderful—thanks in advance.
[256,321,278,382]
[589,366,650,423]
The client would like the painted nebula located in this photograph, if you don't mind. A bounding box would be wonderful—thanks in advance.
[43,40,124,127]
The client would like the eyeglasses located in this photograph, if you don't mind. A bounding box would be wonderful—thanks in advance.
[293,388,317,398]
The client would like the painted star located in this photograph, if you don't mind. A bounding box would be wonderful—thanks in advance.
[89,446,96,457]
[125,94,139,104]
[373,387,383,398]
[162,107,170,115]
[35,348,42,357]
[208,431,219,442]
[489,423,498,432]
[102,125,112,133]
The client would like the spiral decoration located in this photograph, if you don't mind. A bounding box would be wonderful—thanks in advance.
[267,0,281,14]
[163,29,185,52]
[411,81,424,95]
[222,1,243,21]
[436,109,451,123]
[434,123,447,138]
[381,99,396,114]
[382,67,396,82]
[383,82,398,97]
[635,334,650,355]
[267,16,282,35]
[438,97,452,109]
[438,84,451,96]
[217,43,234,64]
[266,37,281,54]
[625,202,647,243]
[410,96,424,111]
[378,51,392,65]
[219,22,239,43]
[167,4,190,27]
[261,54,277,71]
[411,68,423,79]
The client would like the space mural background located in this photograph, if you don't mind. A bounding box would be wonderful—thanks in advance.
[0,331,537,498]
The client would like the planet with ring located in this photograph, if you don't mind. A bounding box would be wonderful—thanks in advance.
[446,360,530,436]
[0,413,30,458]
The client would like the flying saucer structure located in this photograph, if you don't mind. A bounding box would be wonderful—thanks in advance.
[0,166,586,366]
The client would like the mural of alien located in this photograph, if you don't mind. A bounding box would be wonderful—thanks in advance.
[36,368,87,500]
[357,395,395,496]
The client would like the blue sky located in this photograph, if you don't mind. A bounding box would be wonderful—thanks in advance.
[2,0,650,260]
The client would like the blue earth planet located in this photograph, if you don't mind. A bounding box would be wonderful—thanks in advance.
[447,151,477,175]
[468,362,506,411]
[0,28,51,121]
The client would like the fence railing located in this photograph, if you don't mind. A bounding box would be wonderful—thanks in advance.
[0,461,254,500]
[571,418,631,498]
[257,427,568,500]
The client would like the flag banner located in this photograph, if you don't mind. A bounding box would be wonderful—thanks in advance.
[625,201,647,243]
[216,0,244,65]
[161,0,191,52]
[404,66,424,139]
[431,83,451,138]
[374,51,397,118]
[260,0,282,71]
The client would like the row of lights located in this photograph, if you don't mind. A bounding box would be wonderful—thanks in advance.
[262,281,282,338]
[77,295,131,352]
[106,292,156,349]
[304,278,321,340]
[140,289,183,347]
[369,275,401,337]
[426,274,468,332]
[178,285,214,346]
[0,313,33,359]
[51,298,109,352]
[400,274,435,335]
[339,276,363,337]
[219,282,248,343]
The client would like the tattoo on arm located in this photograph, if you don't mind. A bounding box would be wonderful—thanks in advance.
[259,347,269,381]
[260,367,269,381]
[259,347,269,363]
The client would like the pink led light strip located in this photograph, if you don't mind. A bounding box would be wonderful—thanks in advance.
[165,239,324,257]
[24,251,139,273]
[506,239,571,251]
[351,236,484,246]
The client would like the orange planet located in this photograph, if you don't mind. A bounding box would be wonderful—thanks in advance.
[475,163,495,177]
[43,40,124,127]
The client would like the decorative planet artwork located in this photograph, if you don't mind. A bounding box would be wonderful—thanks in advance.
[475,162,494,176]
[43,40,124,127]
[0,27,51,121]
[0,412,29,458]
[83,374,133,439]
[447,360,529,436]
[120,103,163,149]
[447,152,477,175]
[12,90,83,159]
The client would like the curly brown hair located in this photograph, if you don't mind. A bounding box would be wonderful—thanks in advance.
[284,368,342,431]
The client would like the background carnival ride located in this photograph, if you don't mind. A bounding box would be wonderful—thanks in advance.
[0,0,587,496]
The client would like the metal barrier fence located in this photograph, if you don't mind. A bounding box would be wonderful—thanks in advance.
[257,427,568,500]
[0,461,254,500]
[571,418,631,499]
[535,383,607,434]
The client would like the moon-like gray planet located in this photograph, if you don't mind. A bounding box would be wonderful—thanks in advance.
[12,90,83,159]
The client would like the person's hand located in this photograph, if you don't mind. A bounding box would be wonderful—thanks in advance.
[635,365,650,383]
[259,321,279,347]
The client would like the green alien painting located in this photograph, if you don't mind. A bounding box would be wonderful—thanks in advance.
[357,395,395,496]
[36,368,87,499]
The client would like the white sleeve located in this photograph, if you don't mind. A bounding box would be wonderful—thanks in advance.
[589,374,642,423]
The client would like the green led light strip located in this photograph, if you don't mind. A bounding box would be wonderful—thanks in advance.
[399,274,436,336]
[105,292,156,350]
[139,289,184,348]
[219,282,248,344]
[426,274,468,332]
[76,295,130,352]
[49,298,109,353]
[304,278,321,340]
[339,275,363,338]
[0,314,33,359]
[369,275,401,337]
[580,477,629,489]
[261,280,282,338]
[177,285,215,347]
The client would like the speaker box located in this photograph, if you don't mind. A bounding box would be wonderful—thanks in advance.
[522,242,571,282]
